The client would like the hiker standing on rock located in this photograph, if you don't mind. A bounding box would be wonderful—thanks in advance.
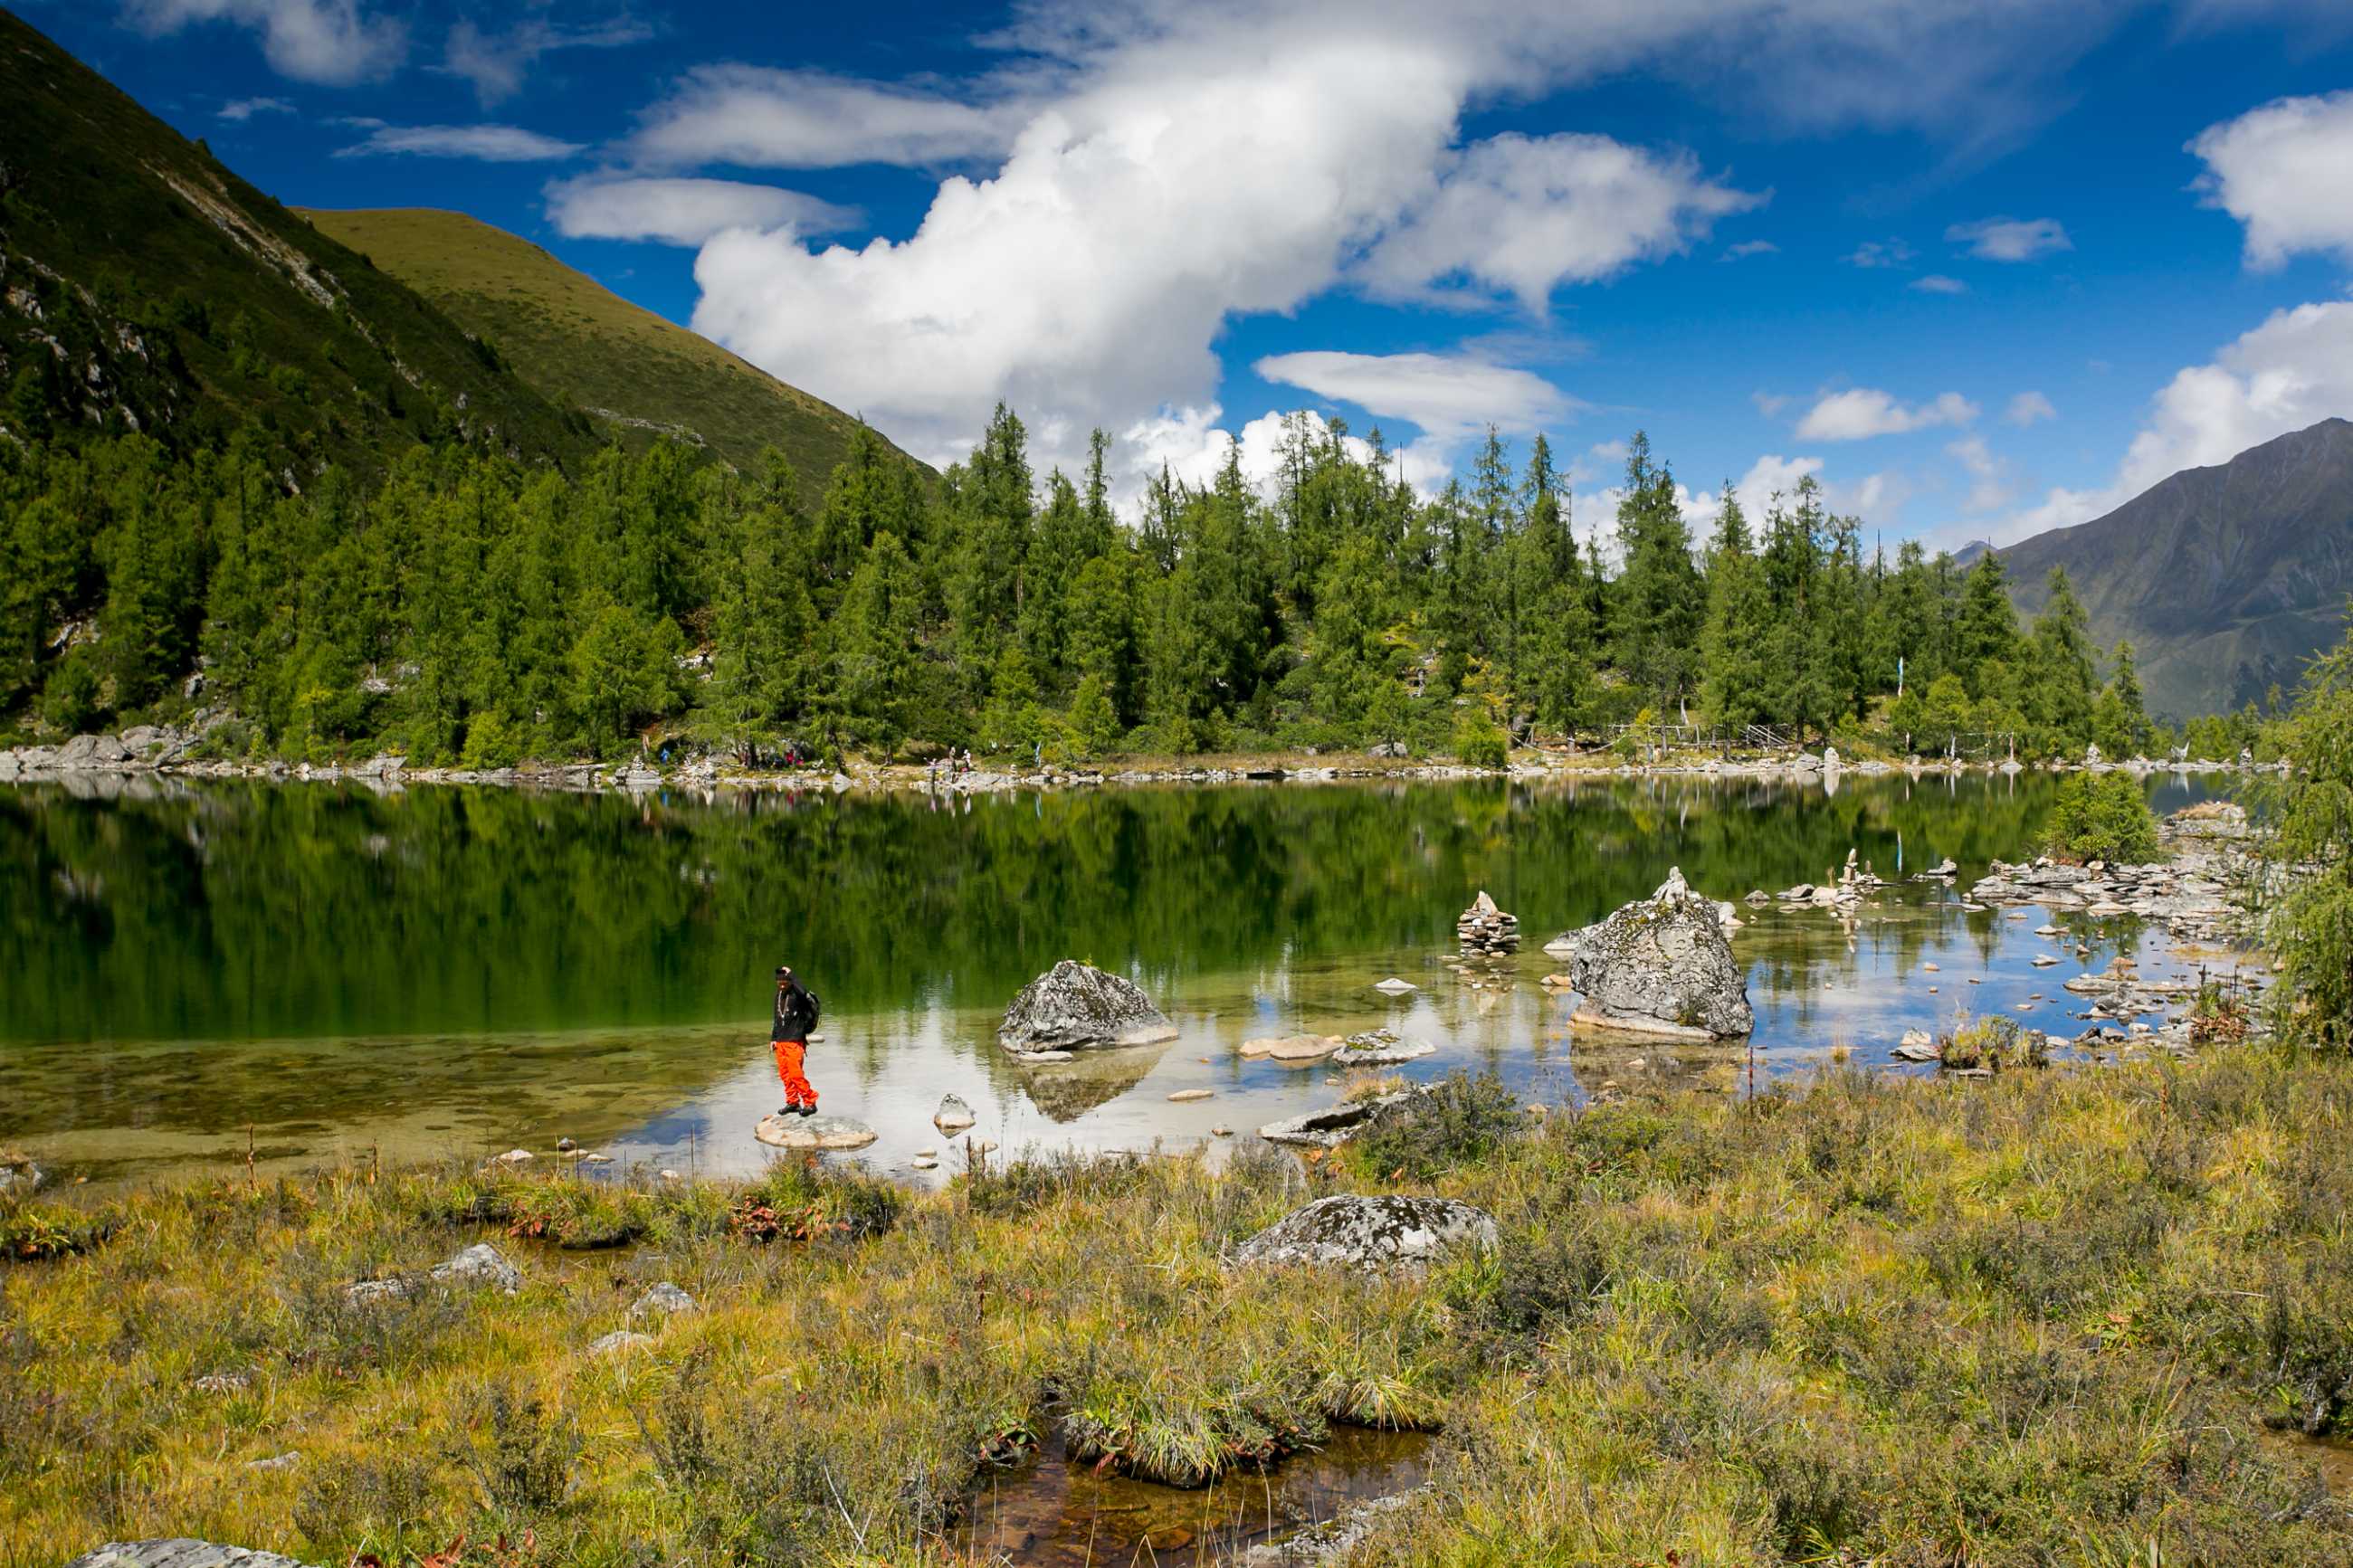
[771,965,822,1117]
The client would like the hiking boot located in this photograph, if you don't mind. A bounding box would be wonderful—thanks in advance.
[797,1103,819,1117]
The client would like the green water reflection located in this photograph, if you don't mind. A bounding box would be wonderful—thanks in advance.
[0,772,2234,1183]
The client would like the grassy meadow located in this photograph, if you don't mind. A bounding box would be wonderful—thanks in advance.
[6,1051,2353,1567]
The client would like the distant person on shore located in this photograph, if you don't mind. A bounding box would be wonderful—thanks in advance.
[771,965,822,1117]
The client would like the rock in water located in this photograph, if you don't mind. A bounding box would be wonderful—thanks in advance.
[1234,1195,1498,1271]
[999,959,1178,1050]
[1555,867,1754,1039]
[66,1545,326,1568]
[1456,890,1520,955]
[932,1094,976,1134]
[1329,1029,1438,1068]
[755,1114,878,1151]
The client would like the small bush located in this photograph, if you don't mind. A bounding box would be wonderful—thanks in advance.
[1938,1014,2047,1071]
[458,1382,581,1513]
[1348,1071,1527,1181]
[1453,719,1509,770]
[2042,771,2159,863]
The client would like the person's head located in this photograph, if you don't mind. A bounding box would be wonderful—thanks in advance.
[776,964,793,987]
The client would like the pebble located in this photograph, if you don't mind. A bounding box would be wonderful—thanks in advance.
[492,1149,533,1165]
[1167,1088,1215,1102]
[247,1451,300,1471]
[1210,1126,1232,1136]
[911,1156,938,1170]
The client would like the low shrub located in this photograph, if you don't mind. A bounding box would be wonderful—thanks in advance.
[1348,1071,1527,1182]
[1453,719,1510,770]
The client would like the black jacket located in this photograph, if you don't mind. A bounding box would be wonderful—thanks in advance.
[772,980,821,1042]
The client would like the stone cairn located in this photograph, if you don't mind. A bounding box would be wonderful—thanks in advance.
[1457,890,1520,955]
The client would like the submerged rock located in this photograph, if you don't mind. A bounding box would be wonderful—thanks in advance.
[1555,868,1754,1039]
[1242,1032,1344,1063]
[1329,1029,1438,1068]
[998,959,1177,1050]
[1234,1195,1498,1271]
[754,1113,878,1151]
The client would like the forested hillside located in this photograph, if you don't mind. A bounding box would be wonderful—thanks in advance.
[297,207,932,506]
[0,10,589,480]
[5,402,2247,768]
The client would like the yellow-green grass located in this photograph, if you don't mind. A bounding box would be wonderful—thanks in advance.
[5,1057,2353,1565]
[296,208,930,500]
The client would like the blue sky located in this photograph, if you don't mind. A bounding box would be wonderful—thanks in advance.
[24,0,2353,549]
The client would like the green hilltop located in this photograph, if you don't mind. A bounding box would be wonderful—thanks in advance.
[0,9,588,479]
[298,207,932,501]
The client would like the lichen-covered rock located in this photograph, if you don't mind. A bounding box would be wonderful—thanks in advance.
[631,1282,696,1318]
[65,1543,324,1568]
[998,959,1176,1050]
[588,1330,656,1357]
[932,1093,976,1133]
[1234,1195,1498,1270]
[1328,1029,1437,1068]
[432,1242,521,1293]
[1556,868,1753,1038]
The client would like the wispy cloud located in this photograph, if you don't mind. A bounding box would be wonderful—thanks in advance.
[1910,273,1969,294]
[1721,239,1778,260]
[216,95,293,122]
[334,123,584,162]
[1945,215,2072,261]
[443,15,655,108]
[121,0,405,85]
[545,176,861,247]
[1845,238,1915,269]
[2004,391,2057,426]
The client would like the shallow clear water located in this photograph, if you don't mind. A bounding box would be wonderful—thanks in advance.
[0,770,2245,1186]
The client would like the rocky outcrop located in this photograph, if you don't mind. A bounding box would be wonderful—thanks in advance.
[998,960,1177,1050]
[1554,869,1752,1039]
[344,1241,521,1307]
[1257,1088,1426,1148]
[66,1544,324,1568]
[1234,1195,1498,1270]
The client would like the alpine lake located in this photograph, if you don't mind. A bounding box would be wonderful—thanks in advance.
[0,767,2247,1191]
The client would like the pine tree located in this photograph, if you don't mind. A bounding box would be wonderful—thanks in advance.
[1700,486,1771,730]
[1612,432,1703,717]
[1956,552,2020,696]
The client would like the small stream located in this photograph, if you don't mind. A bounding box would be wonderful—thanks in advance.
[951,1426,1433,1566]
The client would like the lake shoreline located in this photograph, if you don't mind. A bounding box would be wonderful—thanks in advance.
[0,723,2270,798]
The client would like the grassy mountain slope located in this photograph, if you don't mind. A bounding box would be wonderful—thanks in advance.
[298,207,930,499]
[0,9,589,478]
[2000,418,2353,719]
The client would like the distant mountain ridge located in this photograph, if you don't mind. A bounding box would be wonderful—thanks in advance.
[0,8,587,476]
[1996,417,2353,719]
[297,207,932,503]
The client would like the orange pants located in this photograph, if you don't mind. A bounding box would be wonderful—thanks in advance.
[772,1038,817,1109]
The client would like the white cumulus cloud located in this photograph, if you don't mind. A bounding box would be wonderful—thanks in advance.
[1945,215,2072,261]
[1796,388,1978,441]
[1253,350,1579,445]
[546,176,861,247]
[659,0,2198,484]
[335,124,584,162]
[1356,132,1762,311]
[121,0,404,84]
[2190,90,2353,269]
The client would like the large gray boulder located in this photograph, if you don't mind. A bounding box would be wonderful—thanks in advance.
[1234,1195,1498,1271]
[66,1544,323,1568]
[1556,868,1753,1038]
[999,960,1177,1050]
